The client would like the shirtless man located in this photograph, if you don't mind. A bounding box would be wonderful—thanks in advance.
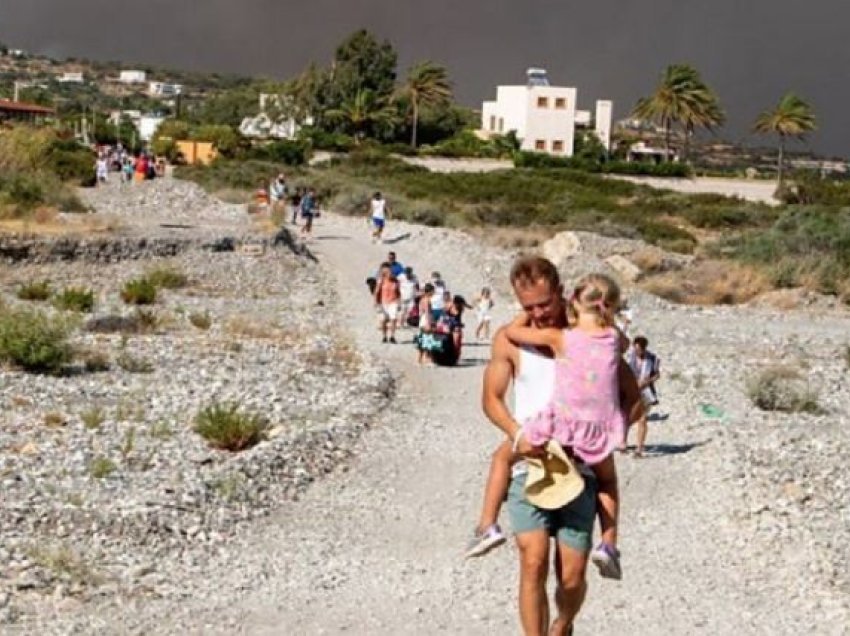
[374,263,401,344]
[482,256,642,635]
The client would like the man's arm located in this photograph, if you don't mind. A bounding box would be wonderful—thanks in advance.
[618,358,645,424]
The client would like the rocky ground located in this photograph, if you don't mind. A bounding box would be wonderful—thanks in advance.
[1,175,848,634]
[0,178,392,626]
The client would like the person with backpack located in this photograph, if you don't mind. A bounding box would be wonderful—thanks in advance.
[625,336,661,457]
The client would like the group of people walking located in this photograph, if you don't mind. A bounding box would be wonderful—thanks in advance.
[368,250,497,367]
[257,173,319,237]
[94,145,164,185]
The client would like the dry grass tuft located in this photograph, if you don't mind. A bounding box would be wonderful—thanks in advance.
[747,365,820,413]
[226,317,282,340]
[641,260,769,305]
[465,226,552,250]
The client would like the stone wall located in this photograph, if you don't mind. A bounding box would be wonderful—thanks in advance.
[0,228,310,264]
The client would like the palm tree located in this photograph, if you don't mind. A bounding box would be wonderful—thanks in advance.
[324,89,397,143]
[396,62,453,148]
[753,92,817,188]
[633,64,724,162]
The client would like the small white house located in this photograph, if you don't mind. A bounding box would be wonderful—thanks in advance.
[148,82,183,97]
[239,95,313,140]
[119,70,147,84]
[108,110,165,142]
[57,72,85,84]
[481,69,613,156]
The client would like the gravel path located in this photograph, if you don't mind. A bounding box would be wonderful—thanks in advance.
[4,180,848,634]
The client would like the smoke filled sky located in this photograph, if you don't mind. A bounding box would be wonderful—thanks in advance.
[1,0,848,156]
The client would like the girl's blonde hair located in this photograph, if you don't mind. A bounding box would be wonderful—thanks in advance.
[567,273,622,328]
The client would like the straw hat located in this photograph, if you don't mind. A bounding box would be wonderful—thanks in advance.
[524,441,585,510]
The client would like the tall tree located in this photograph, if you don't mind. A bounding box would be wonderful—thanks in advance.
[331,30,398,104]
[632,64,724,162]
[396,62,453,148]
[324,89,398,143]
[753,92,817,188]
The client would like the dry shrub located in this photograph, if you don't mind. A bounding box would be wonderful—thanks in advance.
[226,317,281,340]
[641,260,769,305]
[747,366,820,413]
[466,226,551,249]
[213,188,251,205]
[629,247,667,274]
[33,207,58,224]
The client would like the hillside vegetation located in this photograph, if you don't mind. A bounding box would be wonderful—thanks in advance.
[178,151,850,302]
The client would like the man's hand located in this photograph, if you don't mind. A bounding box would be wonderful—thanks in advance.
[514,435,544,458]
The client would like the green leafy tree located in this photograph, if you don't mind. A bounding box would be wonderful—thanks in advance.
[324,89,398,144]
[331,30,398,104]
[188,87,260,127]
[151,119,191,160]
[753,92,817,188]
[192,124,242,158]
[396,62,453,148]
[632,64,724,161]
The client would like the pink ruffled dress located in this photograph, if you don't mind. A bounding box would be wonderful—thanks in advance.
[523,327,625,465]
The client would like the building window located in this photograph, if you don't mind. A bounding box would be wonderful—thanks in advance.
[552,140,564,152]
[498,118,504,132]
[535,139,546,151]
[536,96,549,108]
[489,115,496,131]
[555,97,567,109]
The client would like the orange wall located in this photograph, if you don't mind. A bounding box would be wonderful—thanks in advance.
[176,140,218,165]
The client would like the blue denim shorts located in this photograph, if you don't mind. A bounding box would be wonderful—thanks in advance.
[506,471,597,554]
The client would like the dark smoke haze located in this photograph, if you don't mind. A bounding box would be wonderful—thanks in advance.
[1,0,848,156]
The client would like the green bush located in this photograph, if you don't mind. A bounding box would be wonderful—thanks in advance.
[47,140,97,185]
[116,351,154,374]
[146,266,188,290]
[244,140,310,165]
[188,311,212,330]
[194,403,268,452]
[0,307,73,374]
[603,161,691,178]
[89,456,116,479]
[718,207,850,295]
[53,287,95,313]
[121,278,157,305]
[17,280,52,301]
[298,127,355,152]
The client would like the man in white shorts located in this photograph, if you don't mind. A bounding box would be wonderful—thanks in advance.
[374,263,401,344]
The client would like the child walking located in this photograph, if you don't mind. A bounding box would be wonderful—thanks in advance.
[416,283,436,366]
[466,273,629,580]
[474,286,494,341]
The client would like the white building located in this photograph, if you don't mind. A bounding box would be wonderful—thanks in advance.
[481,68,613,156]
[239,95,313,140]
[119,70,147,84]
[57,72,85,84]
[108,110,165,142]
[148,82,183,97]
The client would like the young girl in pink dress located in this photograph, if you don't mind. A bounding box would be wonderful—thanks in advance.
[467,273,628,579]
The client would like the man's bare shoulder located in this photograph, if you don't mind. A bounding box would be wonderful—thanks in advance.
[490,324,519,362]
